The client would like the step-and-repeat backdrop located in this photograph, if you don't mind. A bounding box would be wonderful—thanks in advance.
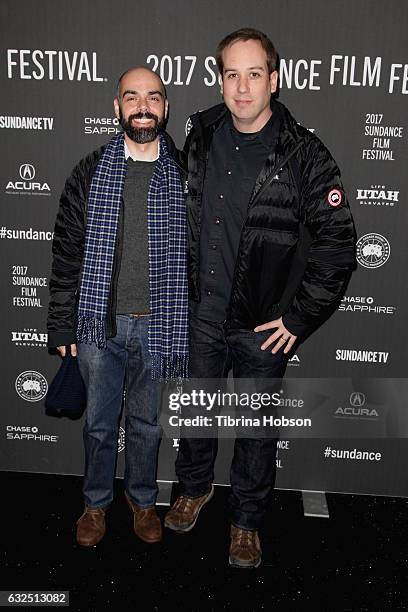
[1,0,408,496]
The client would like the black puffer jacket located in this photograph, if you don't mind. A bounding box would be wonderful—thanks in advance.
[185,100,356,338]
[47,132,183,348]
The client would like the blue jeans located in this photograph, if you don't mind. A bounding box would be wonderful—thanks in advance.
[175,314,289,530]
[77,315,161,509]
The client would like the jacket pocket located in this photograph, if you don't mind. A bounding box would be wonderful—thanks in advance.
[230,227,299,325]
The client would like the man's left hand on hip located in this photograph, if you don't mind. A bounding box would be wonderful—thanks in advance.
[254,317,297,354]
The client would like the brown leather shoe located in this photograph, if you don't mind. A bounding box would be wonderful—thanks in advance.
[125,491,162,543]
[76,506,107,547]
[164,485,214,533]
[229,525,262,569]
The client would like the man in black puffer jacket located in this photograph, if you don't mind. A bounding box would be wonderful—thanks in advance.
[47,67,188,548]
[165,29,356,569]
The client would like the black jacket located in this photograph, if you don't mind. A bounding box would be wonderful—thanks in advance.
[185,100,356,338]
[47,132,183,348]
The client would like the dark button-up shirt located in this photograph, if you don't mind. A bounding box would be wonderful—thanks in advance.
[192,104,282,322]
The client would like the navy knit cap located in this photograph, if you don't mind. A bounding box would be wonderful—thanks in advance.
[45,349,86,417]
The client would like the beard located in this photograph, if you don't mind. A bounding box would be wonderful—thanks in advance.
[119,109,165,143]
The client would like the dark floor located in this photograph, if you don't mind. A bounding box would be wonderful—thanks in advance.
[1,471,408,611]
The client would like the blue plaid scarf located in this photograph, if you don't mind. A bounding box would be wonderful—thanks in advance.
[77,131,189,380]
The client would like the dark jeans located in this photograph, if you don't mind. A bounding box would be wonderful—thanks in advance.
[175,314,288,530]
[77,315,161,509]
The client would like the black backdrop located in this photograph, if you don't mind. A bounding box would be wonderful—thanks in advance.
[1,0,408,496]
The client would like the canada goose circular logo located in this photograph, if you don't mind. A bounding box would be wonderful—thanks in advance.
[356,233,390,269]
[327,189,342,207]
[19,164,35,181]
[118,426,125,453]
[15,371,48,402]
[350,392,365,407]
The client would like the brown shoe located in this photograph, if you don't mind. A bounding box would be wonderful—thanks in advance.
[125,491,162,543]
[164,485,214,533]
[229,525,262,569]
[76,506,107,547]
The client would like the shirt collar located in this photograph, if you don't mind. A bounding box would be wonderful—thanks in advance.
[227,98,281,150]
[124,139,160,161]
[124,140,136,161]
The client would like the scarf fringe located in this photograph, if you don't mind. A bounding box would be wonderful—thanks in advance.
[151,354,189,381]
[77,315,106,348]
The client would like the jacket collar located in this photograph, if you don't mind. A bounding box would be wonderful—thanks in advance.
[191,98,304,148]
[161,130,184,172]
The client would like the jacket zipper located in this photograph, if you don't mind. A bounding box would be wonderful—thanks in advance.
[224,139,305,327]
[194,126,214,300]
[250,139,304,206]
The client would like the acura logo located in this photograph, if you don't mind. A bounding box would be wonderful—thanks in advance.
[350,392,365,407]
[19,164,35,180]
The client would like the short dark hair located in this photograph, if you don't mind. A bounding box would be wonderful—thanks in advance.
[216,28,278,75]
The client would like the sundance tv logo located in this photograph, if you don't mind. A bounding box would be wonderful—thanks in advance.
[335,349,389,364]
[0,115,54,130]
[5,163,51,196]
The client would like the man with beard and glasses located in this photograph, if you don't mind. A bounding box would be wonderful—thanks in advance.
[47,67,188,546]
